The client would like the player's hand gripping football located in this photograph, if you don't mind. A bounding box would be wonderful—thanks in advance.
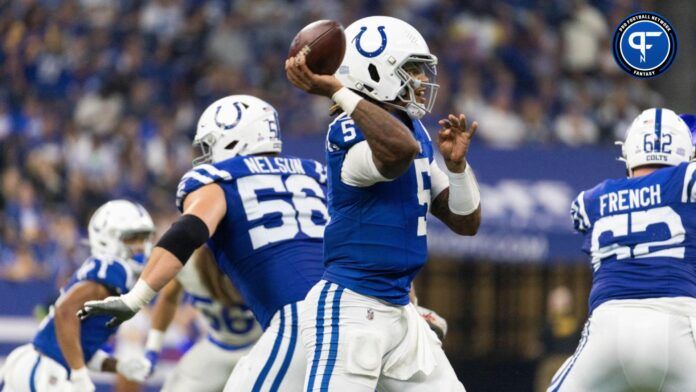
[285,48,343,97]
[77,295,136,328]
[437,114,478,173]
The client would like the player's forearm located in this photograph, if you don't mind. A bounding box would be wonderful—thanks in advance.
[55,306,87,370]
[432,188,481,236]
[101,357,117,373]
[333,88,419,178]
[139,248,184,292]
[149,279,182,331]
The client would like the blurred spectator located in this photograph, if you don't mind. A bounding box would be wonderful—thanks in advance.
[554,103,600,146]
[533,286,582,392]
[476,90,527,148]
[560,0,608,73]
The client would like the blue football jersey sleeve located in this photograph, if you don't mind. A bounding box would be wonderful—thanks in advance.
[574,162,696,313]
[33,257,134,370]
[175,155,327,328]
[570,191,592,233]
[176,163,234,211]
[72,257,132,295]
[326,113,366,152]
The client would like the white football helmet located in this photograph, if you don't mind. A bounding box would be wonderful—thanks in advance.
[88,200,155,274]
[619,108,694,174]
[193,95,282,165]
[336,16,438,119]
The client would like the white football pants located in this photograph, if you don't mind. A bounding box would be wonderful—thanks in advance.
[162,336,253,392]
[547,297,696,392]
[224,302,306,391]
[301,280,465,392]
[1,344,70,392]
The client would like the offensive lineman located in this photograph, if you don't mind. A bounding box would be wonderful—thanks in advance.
[286,16,481,391]
[141,246,262,391]
[0,200,154,391]
[79,95,329,391]
[551,108,696,391]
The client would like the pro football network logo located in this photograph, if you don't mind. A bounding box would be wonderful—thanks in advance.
[612,12,677,78]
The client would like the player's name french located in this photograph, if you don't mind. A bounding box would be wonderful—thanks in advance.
[599,184,661,216]
[244,156,306,175]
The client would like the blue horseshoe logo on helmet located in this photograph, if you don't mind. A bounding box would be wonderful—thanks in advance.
[214,102,244,130]
[353,26,387,58]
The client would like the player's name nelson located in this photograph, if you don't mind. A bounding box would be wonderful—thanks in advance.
[244,156,306,174]
[599,184,661,216]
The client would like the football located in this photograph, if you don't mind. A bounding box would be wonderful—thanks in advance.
[288,19,346,75]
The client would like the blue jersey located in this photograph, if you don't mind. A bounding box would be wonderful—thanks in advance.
[323,113,435,305]
[176,155,328,328]
[572,162,696,313]
[33,256,134,371]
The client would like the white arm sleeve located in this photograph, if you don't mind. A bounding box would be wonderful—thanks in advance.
[341,141,392,187]
[430,160,449,200]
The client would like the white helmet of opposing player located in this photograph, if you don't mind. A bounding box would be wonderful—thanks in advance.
[336,16,438,119]
[88,200,155,274]
[620,108,694,174]
[193,95,282,165]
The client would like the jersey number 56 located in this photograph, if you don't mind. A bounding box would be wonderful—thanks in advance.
[237,174,329,250]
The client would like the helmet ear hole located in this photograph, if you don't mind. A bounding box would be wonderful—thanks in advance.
[224,141,238,151]
[368,63,380,82]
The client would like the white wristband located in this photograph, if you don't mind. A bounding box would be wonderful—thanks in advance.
[122,280,157,311]
[87,350,110,372]
[332,87,362,117]
[145,329,165,352]
[70,366,89,380]
[447,163,480,215]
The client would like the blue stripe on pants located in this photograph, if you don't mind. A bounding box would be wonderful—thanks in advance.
[253,306,287,392]
[307,281,331,391]
[320,287,344,391]
[29,354,41,392]
[270,303,298,391]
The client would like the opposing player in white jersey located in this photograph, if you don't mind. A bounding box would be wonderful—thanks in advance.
[0,200,154,392]
[142,246,262,391]
[550,108,696,391]
[79,95,329,391]
[287,16,481,391]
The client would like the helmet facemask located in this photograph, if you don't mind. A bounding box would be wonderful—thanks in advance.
[386,55,439,119]
[192,133,217,166]
[120,230,154,276]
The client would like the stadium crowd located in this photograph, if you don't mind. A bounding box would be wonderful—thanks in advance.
[0,0,658,281]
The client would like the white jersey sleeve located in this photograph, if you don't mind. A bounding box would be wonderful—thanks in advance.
[430,160,449,200]
[341,140,392,187]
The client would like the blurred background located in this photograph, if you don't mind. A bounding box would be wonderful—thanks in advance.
[0,0,694,391]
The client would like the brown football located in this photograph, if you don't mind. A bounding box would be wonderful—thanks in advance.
[288,20,346,75]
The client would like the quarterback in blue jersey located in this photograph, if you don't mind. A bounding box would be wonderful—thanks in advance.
[0,200,154,392]
[549,108,696,392]
[286,16,481,392]
[79,95,329,391]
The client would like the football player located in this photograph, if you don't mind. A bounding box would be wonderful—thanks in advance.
[142,246,262,391]
[78,95,329,391]
[286,16,480,392]
[0,200,154,392]
[551,108,696,391]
